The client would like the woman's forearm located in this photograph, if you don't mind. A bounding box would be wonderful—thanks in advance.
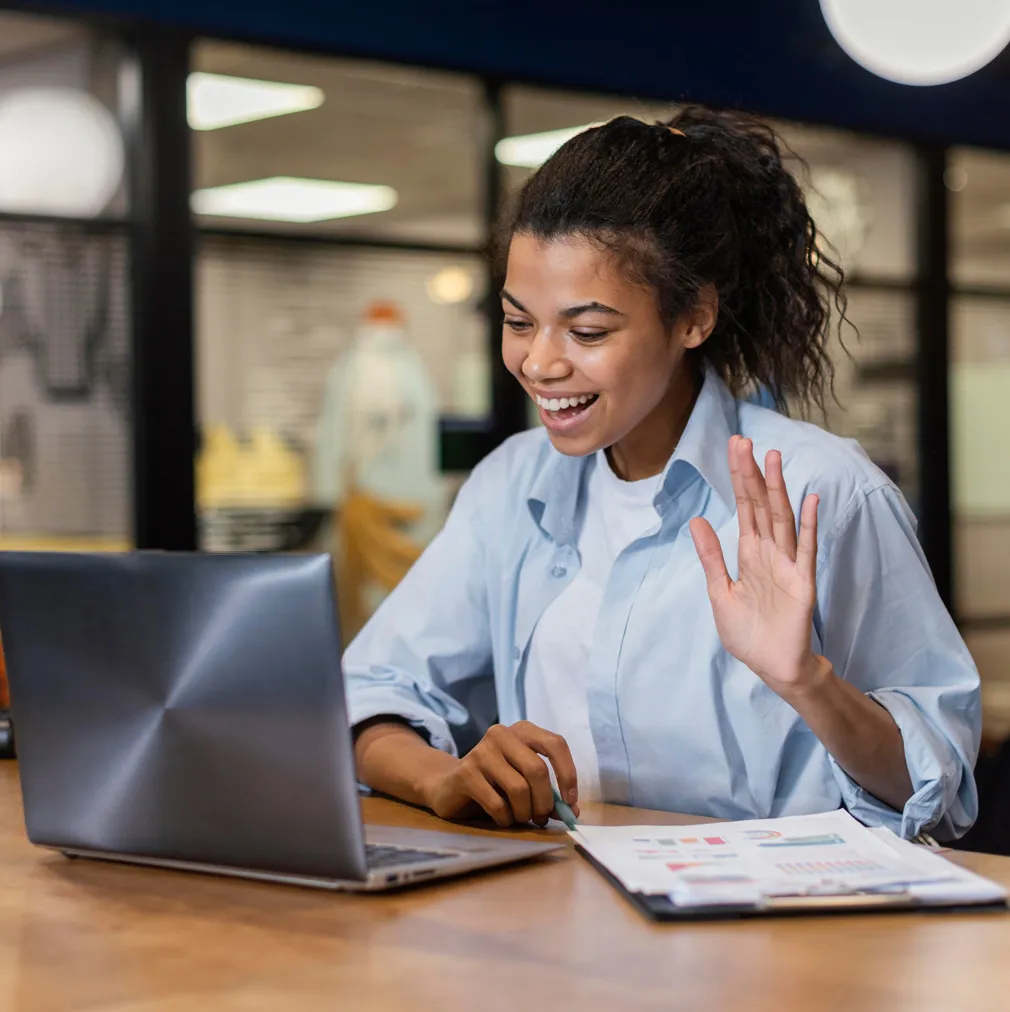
[781,655,914,813]
[353,718,459,808]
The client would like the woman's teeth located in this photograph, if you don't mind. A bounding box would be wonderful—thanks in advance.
[535,393,598,412]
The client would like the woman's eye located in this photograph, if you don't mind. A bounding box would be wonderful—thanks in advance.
[572,330,609,342]
[504,318,532,333]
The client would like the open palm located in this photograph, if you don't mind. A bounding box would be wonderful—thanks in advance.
[689,435,820,696]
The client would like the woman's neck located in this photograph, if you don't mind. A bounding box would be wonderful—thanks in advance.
[606,368,700,482]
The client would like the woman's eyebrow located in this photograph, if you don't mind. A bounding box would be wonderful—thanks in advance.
[558,301,624,319]
[500,289,527,312]
[500,290,624,318]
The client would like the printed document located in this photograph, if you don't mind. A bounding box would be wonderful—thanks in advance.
[571,810,1006,908]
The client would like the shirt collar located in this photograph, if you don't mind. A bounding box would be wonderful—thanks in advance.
[662,365,738,512]
[527,441,585,546]
[527,366,739,543]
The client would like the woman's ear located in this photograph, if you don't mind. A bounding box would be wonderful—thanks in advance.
[680,284,719,349]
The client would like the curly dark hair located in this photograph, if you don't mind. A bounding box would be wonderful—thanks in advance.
[493,105,849,414]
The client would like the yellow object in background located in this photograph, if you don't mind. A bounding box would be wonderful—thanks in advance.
[197,424,306,509]
[241,427,305,507]
[197,425,241,510]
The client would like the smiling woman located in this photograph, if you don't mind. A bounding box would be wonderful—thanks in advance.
[345,106,980,844]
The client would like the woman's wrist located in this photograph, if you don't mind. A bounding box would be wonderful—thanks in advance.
[773,654,837,712]
[354,718,460,810]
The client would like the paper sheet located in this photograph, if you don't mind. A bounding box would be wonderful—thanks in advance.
[571,810,1006,907]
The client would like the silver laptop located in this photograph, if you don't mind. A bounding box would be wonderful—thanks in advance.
[0,551,559,890]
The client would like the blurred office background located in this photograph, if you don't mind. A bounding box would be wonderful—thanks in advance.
[1,3,1010,745]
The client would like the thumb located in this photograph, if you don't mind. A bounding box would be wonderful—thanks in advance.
[689,517,731,602]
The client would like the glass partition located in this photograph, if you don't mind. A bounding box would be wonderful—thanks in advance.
[0,11,132,551]
[191,40,490,637]
[192,41,486,245]
[950,146,1010,737]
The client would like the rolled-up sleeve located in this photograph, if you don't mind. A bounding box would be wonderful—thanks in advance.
[342,460,496,757]
[815,485,981,840]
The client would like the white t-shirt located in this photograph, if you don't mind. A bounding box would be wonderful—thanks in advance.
[524,450,661,801]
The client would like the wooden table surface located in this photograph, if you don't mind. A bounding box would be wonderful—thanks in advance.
[1,764,1010,1012]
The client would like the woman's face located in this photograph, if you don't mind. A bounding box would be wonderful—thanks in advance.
[501,233,713,464]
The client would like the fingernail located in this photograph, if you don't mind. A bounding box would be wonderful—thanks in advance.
[567,788,578,803]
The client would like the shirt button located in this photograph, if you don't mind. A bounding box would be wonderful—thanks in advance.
[550,565,567,578]
[513,646,521,661]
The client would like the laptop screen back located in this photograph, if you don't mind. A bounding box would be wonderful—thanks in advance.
[0,551,368,881]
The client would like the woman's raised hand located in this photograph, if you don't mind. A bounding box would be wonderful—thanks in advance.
[689,435,821,699]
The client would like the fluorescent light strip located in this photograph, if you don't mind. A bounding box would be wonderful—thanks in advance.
[191,177,398,223]
[495,123,601,168]
[188,72,323,131]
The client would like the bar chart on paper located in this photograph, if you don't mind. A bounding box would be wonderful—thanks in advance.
[777,858,886,877]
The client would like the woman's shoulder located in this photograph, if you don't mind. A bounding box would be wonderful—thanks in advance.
[737,400,909,532]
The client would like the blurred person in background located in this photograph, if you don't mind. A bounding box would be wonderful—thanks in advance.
[346,108,980,842]
[314,302,443,637]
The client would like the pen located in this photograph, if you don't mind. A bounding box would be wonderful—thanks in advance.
[551,786,578,830]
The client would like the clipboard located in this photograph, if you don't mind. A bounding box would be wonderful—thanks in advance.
[574,845,1009,922]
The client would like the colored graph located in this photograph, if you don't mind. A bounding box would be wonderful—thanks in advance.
[678,874,756,885]
[757,833,845,849]
[631,835,731,850]
[776,858,885,877]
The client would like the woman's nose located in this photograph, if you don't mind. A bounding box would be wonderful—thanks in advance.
[522,329,570,382]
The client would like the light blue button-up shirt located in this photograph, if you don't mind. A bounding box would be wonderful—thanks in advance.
[344,369,980,840]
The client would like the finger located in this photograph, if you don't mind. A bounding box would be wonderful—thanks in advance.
[475,748,534,824]
[796,493,819,584]
[689,517,732,602]
[728,436,756,539]
[459,764,514,827]
[510,722,579,806]
[494,729,555,821]
[739,438,773,541]
[764,450,797,558]
[555,799,582,820]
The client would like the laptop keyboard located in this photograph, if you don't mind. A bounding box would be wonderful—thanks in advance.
[365,843,460,869]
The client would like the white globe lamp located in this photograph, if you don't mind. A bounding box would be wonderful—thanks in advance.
[0,87,124,217]
[820,0,1010,86]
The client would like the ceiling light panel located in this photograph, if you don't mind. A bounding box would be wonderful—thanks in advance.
[188,72,323,131]
[191,177,398,223]
[495,123,600,168]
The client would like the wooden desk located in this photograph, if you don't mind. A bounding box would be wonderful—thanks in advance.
[1,765,1009,1012]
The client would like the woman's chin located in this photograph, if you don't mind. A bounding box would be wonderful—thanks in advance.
[543,429,603,457]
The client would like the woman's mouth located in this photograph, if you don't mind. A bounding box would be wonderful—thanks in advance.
[534,392,600,433]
